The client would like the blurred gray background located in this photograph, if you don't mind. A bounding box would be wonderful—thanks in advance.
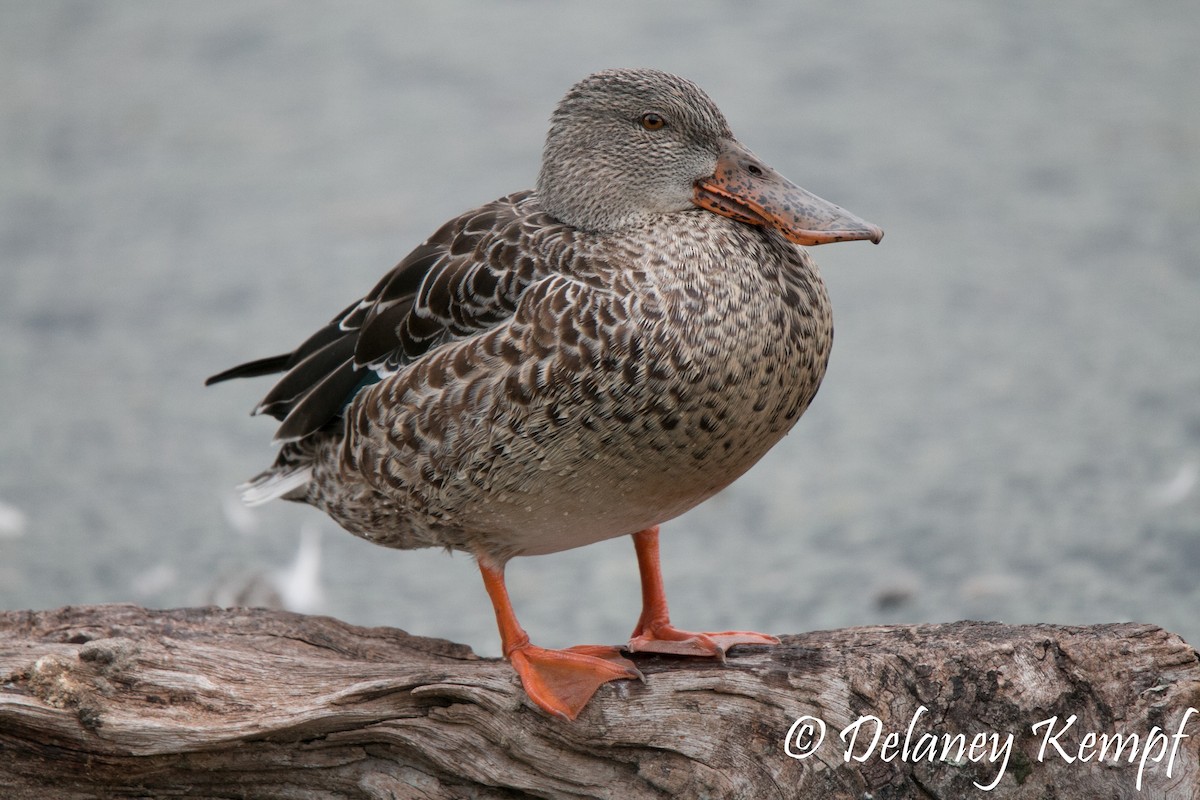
[2,2,1198,657]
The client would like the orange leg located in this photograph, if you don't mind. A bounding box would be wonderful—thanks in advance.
[626,526,780,659]
[478,556,643,720]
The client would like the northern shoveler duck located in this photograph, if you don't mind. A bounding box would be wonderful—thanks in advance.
[207,68,882,720]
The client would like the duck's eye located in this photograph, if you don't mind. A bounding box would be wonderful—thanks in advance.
[640,112,666,131]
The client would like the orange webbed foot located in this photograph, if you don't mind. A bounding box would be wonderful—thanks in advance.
[509,643,644,720]
[479,558,645,720]
[627,622,780,661]
[627,526,780,661]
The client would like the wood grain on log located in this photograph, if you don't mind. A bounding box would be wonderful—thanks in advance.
[1,605,1198,799]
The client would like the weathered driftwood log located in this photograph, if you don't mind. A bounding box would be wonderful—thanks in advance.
[1,605,1197,799]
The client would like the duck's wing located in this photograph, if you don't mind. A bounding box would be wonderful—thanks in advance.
[206,191,557,443]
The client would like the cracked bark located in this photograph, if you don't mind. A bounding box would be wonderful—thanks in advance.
[1,605,1198,799]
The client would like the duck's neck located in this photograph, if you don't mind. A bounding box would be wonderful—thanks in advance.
[536,160,646,234]
[536,138,699,234]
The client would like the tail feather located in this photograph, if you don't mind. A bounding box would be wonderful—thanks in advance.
[238,467,314,507]
[205,354,292,386]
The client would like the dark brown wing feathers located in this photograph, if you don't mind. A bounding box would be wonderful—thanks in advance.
[205,191,552,443]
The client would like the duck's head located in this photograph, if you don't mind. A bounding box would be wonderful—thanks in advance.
[537,68,882,246]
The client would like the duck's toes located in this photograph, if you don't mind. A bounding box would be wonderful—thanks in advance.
[627,629,724,659]
[508,644,644,720]
[626,625,780,661]
[703,630,782,653]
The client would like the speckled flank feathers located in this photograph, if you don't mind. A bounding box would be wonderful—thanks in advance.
[308,198,830,561]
